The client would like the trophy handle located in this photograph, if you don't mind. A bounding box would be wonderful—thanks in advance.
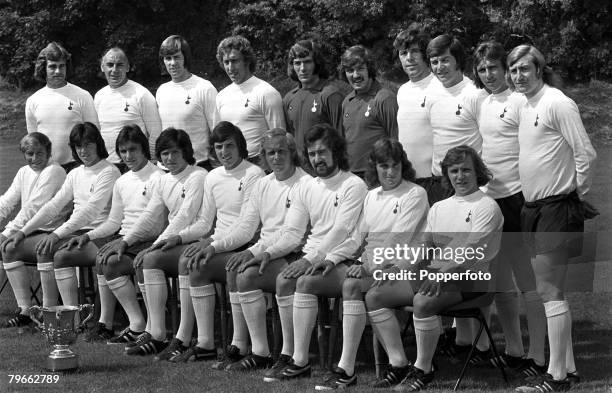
[29,305,43,328]
[77,304,94,331]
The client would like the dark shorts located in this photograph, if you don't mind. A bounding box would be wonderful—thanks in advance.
[415,176,454,206]
[495,192,524,232]
[441,280,487,301]
[61,161,80,173]
[91,235,151,258]
[521,191,584,256]
[90,233,122,248]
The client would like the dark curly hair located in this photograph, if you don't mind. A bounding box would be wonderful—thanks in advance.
[34,42,72,83]
[440,145,491,190]
[216,35,256,73]
[303,123,349,172]
[287,39,329,83]
[339,45,377,82]
[365,139,416,188]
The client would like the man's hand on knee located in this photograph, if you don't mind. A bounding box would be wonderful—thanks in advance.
[305,260,334,276]
[418,279,441,297]
[281,258,311,279]
[226,249,253,272]
[345,264,364,279]
[35,233,59,256]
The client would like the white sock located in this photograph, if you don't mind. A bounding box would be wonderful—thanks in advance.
[544,300,571,380]
[292,292,318,366]
[229,291,249,354]
[455,318,472,346]
[495,292,524,357]
[413,315,440,373]
[175,275,194,344]
[4,261,31,313]
[97,274,116,327]
[190,284,216,349]
[337,300,366,375]
[37,262,59,307]
[368,308,409,367]
[143,269,167,341]
[107,275,145,332]
[524,291,546,365]
[138,282,151,332]
[55,267,78,306]
[276,294,294,356]
[566,308,576,374]
[239,290,269,357]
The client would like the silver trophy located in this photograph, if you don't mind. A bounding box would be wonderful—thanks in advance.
[29,305,94,371]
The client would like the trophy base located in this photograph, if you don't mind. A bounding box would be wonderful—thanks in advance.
[46,348,79,371]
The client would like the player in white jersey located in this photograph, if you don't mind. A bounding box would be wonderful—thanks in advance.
[3,123,120,310]
[215,35,285,167]
[393,24,442,205]
[171,129,309,367]
[311,138,429,390]
[157,35,219,170]
[472,41,547,378]
[25,42,98,171]
[0,133,66,327]
[425,35,487,203]
[57,125,164,342]
[113,128,207,357]
[256,123,367,382]
[368,146,503,391]
[508,45,596,393]
[95,47,162,170]
[159,122,264,364]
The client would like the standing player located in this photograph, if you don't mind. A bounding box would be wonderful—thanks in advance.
[215,35,285,167]
[95,47,162,171]
[367,146,503,391]
[156,35,219,171]
[25,42,98,172]
[259,123,368,382]
[2,123,120,309]
[57,125,164,342]
[340,45,398,178]
[472,41,547,377]
[114,127,207,357]
[0,133,66,327]
[312,138,429,390]
[283,39,344,158]
[393,25,443,205]
[508,45,596,393]
[425,34,486,203]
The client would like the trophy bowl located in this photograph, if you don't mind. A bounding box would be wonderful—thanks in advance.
[29,304,94,371]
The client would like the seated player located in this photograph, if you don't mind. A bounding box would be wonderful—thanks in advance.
[100,127,207,356]
[58,125,164,342]
[183,128,310,369]
[312,138,429,390]
[0,133,66,327]
[163,121,264,364]
[3,123,120,309]
[366,145,503,391]
[257,123,368,382]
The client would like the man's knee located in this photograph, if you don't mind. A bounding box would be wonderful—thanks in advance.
[413,294,437,318]
[365,287,384,310]
[53,250,74,269]
[342,278,362,299]
[142,250,165,270]
[296,274,325,294]
[276,274,296,296]
[103,256,132,281]
[178,255,190,276]
[237,267,259,291]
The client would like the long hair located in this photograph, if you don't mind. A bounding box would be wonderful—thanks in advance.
[210,121,249,160]
[287,40,329,83]
[155,127,195,165]
[506,44,563,90]
[159,35,192,75]
[216,35,256,72]
[34,42,72,82]
[440,145,491,190]
[365,139,416,188]
[427,34,466,72]
[303,123,349,172]
[472,41,506,89]
[115,124,151,160]
[339,45,377,82]
[69,122,109,164]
